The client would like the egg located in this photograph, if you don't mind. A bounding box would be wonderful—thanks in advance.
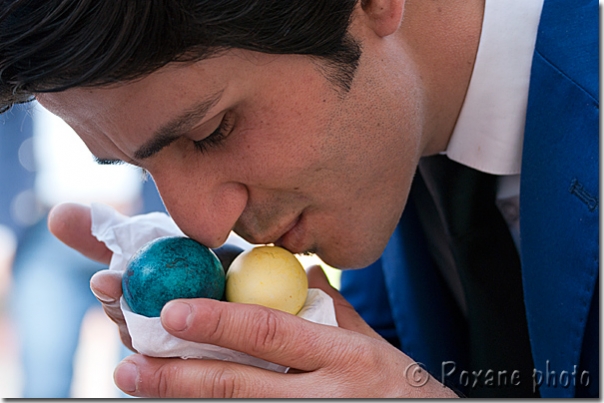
[225,245,308,314]
[122,236,225,317]
[212,243,245,273]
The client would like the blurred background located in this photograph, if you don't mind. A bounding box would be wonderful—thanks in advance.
[0,102,340,398]
[0,101,159,398]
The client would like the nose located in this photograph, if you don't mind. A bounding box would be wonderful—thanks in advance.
[150,167,248,248]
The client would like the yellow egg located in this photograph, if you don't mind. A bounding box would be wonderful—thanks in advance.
[225,245,308,315]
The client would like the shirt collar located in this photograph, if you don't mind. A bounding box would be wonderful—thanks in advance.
[444,0,544,175]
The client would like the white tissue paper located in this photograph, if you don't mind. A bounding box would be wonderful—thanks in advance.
[90,203,338,373]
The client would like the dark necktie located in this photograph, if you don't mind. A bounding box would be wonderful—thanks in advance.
[410,154,538,397]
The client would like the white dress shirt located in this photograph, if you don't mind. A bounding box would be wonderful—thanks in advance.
[444,0,545,249]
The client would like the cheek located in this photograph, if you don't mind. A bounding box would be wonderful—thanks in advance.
[226,109,329,188]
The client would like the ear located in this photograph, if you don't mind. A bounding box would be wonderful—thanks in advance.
[360,0,405,38]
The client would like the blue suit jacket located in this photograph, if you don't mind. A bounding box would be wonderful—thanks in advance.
[340,0,598,398]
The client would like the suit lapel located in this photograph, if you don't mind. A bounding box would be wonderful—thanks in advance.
[380,196,470,384]
[519,0,599,397]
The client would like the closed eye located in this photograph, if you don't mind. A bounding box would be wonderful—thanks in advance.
[93,156,149,180]
[193,113,235,154]
[94,157,125,165]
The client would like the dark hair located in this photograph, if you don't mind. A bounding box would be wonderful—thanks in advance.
[0,0,361,113]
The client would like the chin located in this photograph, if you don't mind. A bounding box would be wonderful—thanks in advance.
[317,244,385,270]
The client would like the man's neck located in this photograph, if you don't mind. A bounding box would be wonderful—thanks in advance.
[400,0,486,156]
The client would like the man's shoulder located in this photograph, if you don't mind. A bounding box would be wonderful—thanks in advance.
[532,0,598,102]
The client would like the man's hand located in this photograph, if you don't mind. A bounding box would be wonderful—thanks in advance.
[48,203,457,398]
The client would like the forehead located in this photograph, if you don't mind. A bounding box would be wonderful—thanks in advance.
[35,62,233,165]
[38,64,221,122]
[36,50,318,128]
[35,51,332,163]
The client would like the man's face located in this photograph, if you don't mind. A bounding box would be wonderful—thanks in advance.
[38,42,426,269]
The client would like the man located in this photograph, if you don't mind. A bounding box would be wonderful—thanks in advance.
[0,0,597,398]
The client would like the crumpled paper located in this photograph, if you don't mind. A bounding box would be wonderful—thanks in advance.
[90,203,338,373]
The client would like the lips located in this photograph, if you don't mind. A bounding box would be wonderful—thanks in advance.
[235,211,307,253]
[275,214,300,244]
[274,214,304,253]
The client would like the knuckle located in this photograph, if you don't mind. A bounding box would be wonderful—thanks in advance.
[334,336,380,373]
[203,303,226,342]
[103,305,125,324]
[210,367,239,398]
[355,341,382,369]
[249,308,283,355]
[153,362,181,398]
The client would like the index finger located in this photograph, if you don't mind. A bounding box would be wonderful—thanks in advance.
[160,299,356,371]
[48,202,113,264]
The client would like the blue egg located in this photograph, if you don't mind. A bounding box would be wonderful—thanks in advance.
[122,236,225,317]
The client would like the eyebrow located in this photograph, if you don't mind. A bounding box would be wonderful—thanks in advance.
[133,90,223,160]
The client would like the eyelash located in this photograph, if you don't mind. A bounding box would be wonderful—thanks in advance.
[193,114,234,154]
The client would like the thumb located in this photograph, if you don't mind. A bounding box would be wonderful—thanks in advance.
[306,265,384,341]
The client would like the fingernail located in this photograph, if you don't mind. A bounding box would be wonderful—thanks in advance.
[90,287,115,303]
[162,301,192,331]
[114,361,138,394]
